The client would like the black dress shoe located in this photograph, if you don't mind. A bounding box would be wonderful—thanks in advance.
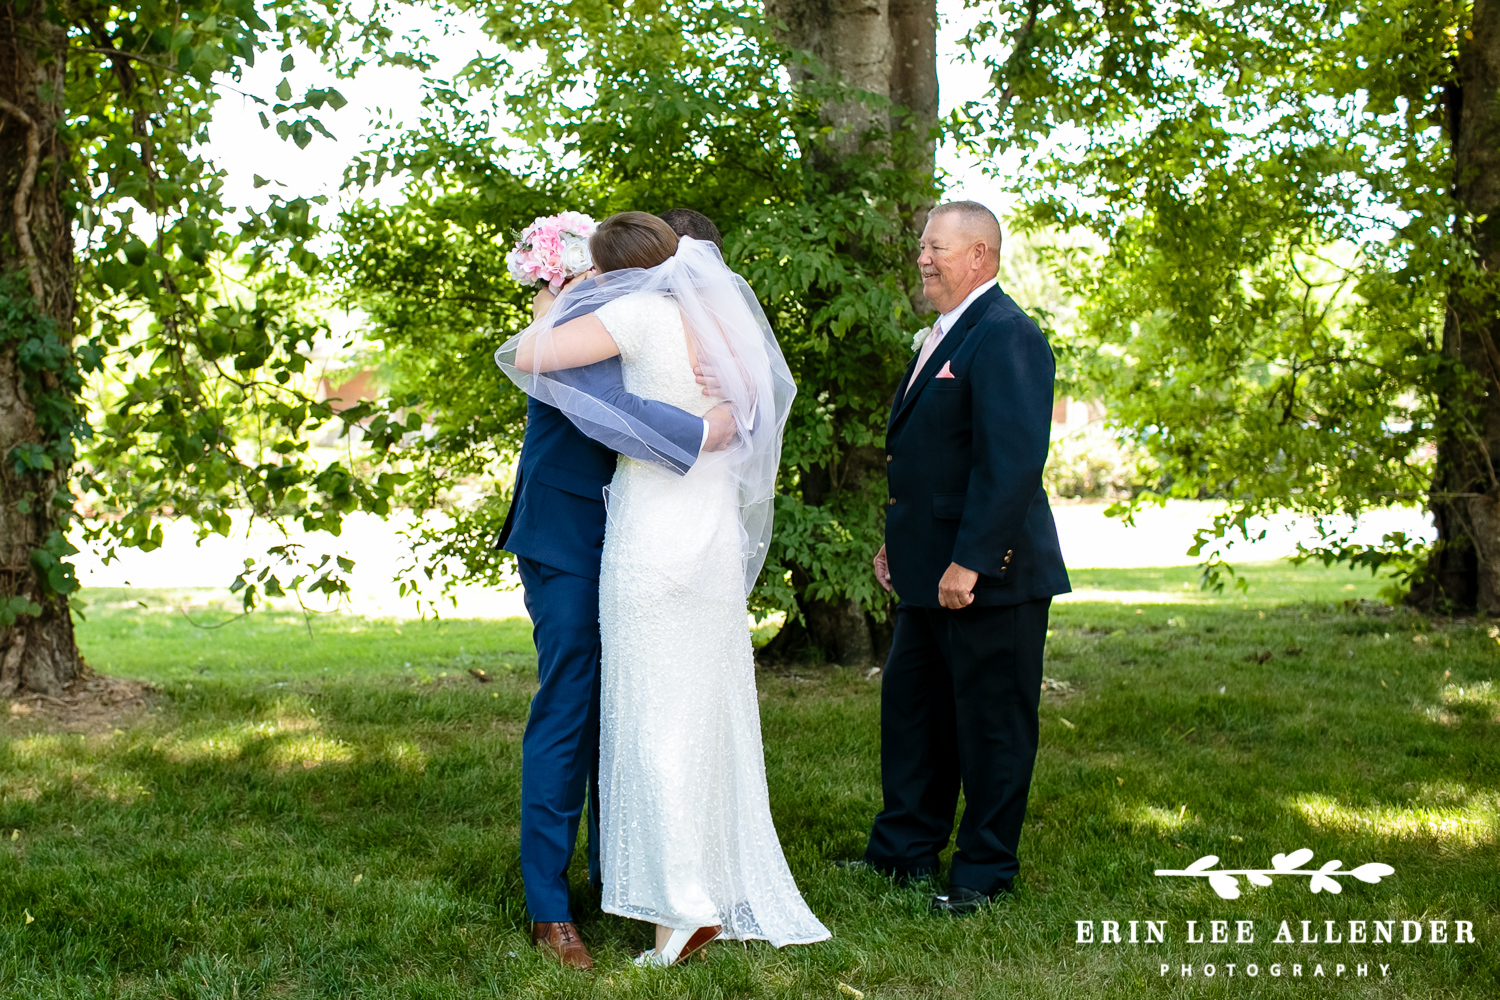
[931,885,995,915]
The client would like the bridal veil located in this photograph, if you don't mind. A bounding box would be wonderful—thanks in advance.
[495,237,795,594]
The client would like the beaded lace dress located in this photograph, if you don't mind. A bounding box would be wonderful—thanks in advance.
[594,292,830,946]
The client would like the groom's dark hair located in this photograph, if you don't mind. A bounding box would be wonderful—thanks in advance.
[658,208,723,251]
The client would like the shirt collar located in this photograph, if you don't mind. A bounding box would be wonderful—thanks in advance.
[937,278,998,335]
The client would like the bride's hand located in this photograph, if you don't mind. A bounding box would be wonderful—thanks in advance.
[532,287,554,319]
[531,271,596,320]
[693,362,722,397]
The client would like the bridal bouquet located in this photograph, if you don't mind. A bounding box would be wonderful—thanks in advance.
[506,212,598,292]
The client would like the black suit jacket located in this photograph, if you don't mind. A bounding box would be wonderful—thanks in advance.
[884,284,1071,607]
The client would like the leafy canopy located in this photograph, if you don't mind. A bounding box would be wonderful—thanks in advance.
[957,0,1469,589]
[335,0,934,619]
[51,0,436,611]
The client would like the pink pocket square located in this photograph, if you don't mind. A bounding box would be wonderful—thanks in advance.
[935,361,957,378]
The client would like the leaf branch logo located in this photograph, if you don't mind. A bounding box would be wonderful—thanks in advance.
[1155,849,1395,900]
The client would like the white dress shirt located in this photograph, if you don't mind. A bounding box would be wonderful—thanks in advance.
[908,278,998,391]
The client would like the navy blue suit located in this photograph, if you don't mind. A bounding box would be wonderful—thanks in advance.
[499,360,703,922]
[864,283,1070,895]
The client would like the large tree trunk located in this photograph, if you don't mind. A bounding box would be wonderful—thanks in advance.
[1419,0,1500,614]
[767,0,894,162]
[1,3,83,695]
[888,0,939,234]
[759,445,895,667]
[760,0,936,666]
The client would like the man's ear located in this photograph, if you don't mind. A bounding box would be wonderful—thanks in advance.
[970,241,989,271]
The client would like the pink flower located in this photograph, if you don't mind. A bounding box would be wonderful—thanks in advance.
[508,211,598,289]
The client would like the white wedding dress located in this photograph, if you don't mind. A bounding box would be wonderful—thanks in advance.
[593,291,830,947]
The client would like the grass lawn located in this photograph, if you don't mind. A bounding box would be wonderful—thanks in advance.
[1,562,1496,998]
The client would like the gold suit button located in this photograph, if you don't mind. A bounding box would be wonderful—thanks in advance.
[888,497,897,506]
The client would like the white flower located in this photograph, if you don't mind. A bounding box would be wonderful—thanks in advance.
[912,324,935,352]
[505,250,532,283]
[561,236,591,273]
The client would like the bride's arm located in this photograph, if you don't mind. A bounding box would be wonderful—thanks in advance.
[510,273,620,372]
[511,313,620,372]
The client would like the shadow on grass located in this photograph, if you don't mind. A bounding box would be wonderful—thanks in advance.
[0,592,1492,997]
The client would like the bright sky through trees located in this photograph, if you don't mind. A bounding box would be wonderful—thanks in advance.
[204,0,1015,227]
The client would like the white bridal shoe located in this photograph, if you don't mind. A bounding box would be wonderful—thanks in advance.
[632,925,722,967]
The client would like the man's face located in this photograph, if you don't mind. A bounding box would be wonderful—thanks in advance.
[917,214,978,314]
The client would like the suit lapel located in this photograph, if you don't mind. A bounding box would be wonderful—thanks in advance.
[888,354,921,434]
[889,285,1001,430]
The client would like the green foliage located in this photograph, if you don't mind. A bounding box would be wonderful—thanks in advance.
[39,0,432,618]
[334,0,933,620]
[0,276,93,627]
[958,0,1474,587]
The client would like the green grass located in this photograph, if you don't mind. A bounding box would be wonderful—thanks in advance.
[1,563,1496,998]
[1065,561,1398,605]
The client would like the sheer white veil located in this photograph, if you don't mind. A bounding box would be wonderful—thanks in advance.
[494,237,795,593]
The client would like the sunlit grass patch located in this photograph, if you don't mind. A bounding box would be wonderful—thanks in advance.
[373,738,429,774]
[1289,790,1500,847]
[265,734,355,770]
[1115,801,1194,836]
[1442,679,1499,721]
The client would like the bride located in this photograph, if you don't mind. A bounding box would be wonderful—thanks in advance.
[496,212,829,965]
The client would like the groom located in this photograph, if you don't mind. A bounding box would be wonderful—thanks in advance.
[497,208,732,969]
[864,201,1070,914]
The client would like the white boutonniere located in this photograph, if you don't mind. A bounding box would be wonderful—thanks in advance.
[911,324,935,353]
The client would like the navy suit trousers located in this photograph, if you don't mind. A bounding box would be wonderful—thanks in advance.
[517,556,602,922]
[864,597,1051,895]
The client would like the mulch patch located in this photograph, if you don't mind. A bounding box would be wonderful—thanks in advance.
[4,668,156,734]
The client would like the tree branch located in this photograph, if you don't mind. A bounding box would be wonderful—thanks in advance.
[991,0,1040,124]
[0,97,43,301]
[72,38,268,104]
[79,15,139,97]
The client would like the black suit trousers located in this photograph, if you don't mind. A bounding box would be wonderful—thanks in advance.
[864,597,1051,894]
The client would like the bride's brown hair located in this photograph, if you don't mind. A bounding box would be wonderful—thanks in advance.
[590,212,680,272]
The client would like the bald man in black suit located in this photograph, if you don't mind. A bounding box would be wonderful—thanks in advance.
[864,201,1071,914]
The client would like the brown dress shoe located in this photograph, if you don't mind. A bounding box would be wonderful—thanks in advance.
[532,921,594,970]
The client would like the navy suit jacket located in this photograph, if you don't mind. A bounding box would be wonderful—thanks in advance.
[498,357,704,581]
[884,284,1071,607]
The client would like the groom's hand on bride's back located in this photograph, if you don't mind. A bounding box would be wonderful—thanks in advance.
[696,366,737,452]
[703,403,737,452]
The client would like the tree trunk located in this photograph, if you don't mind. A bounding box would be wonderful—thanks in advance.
[758,444,895,667]
[1419,0,1500,614]
[888,0,939,235]
[767,0,894,162]
[761,0,937,665]
[1,2,83,695]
